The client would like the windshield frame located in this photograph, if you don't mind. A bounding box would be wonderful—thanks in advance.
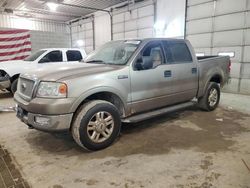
[84,40,141,66]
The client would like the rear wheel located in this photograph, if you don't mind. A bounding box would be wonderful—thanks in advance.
[198,82,220,111]
[71,100,121,151]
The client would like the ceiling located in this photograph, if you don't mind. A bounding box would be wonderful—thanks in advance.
[0,0,128,22]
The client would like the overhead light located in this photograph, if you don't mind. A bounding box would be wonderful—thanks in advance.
[154,21,165,31]
[164,18,182,38]
[196,53,205,57]
[76,40,84,47]
[154,21,166,37]
[218,52,235,58]
[46,2,58,11]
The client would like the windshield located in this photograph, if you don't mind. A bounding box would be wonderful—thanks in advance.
[84,40,141,65]
[24,50,46,61]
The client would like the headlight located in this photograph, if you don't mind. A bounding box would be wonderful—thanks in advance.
[36,82,67,98]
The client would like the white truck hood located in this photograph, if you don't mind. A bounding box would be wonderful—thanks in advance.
[0,60,79,77]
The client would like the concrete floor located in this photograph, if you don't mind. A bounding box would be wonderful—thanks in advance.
[0,92,250,188]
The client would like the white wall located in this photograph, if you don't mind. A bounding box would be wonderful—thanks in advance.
[94,11,111,48]
[156,0,186,38]
[30,31,70,52]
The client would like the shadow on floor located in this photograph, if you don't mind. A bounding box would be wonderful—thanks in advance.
[23,107,249,159]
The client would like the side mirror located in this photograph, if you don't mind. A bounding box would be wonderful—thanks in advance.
[134,57,143,71]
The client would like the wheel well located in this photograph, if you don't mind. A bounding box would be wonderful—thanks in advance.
[210,75,221,84]
[82,92,125,117]
[10,74,20,83]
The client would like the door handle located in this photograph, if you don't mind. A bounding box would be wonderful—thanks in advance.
[164,70,172,77]
[192,68,197,74]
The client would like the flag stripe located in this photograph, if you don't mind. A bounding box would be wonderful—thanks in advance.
[0,44,32,53]
[0,31,30,39]
[0,29,29,34]
[0,55,30,62]
[0,41,31,49]
[0,48,31,56]
[0,38,31,46]
[0,34,31,42]
[0,51,31,61]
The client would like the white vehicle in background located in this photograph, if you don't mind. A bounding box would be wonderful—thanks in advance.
[0,48,86,93]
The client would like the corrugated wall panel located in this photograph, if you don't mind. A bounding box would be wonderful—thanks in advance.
[0,14,69,33]
[215,0,246,15]
[186,18,212,34]
[187,2,214,20]
[214,13,245,31]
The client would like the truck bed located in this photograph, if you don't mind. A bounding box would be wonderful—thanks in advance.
[197,55,231,98]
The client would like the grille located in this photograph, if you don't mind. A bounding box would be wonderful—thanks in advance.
[18,77,35,100]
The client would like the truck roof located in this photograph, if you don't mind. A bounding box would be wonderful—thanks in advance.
[120,38,187,42]
[40,48,84,51]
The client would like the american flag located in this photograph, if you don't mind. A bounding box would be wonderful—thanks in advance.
[0,29,31,62]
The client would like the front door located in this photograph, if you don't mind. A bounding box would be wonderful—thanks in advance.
[130,41,174,114]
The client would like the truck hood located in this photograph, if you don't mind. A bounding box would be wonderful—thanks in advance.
[0,60,80,77]
[0,60,28,69]
[21,63,123,81]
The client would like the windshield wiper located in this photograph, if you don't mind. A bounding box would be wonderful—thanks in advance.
[85,60,105,64]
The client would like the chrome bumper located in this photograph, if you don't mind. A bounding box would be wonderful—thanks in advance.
[16,106,73,132]
[0,80,11,90]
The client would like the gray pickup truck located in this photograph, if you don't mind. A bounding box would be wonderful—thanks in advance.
[14,38,230,151]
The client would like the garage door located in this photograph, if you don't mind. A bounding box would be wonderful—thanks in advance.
[112,1,155,40]
[71,18,94,54]
[186,0,250,94]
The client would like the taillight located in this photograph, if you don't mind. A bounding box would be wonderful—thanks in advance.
[228,60,231,72]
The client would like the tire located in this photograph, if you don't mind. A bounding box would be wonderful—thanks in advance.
[198,82,220,111]
[11,79,18,94]
[71,100,121,151]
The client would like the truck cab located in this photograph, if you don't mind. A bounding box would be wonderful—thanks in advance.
[0,48,86,93]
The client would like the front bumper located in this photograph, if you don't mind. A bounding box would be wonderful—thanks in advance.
[16,106,73,132]
[0,80,11,90]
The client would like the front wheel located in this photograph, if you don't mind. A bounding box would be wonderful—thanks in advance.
[71,100,121,151]
[198,82,220,111]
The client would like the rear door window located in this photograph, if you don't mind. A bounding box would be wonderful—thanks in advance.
[66,50,83,61]
[163,41,193,63]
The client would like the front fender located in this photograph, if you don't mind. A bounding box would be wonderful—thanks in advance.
[70,86,129,113]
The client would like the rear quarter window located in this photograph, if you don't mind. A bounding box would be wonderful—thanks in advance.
[164,41,193,63]
[66,50,83,61]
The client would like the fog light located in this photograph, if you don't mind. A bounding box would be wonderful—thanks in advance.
[35,116,50,125]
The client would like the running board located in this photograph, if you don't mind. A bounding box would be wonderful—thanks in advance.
[122,101,196,123]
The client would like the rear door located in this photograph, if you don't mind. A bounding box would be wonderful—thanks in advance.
[162,40,198,102]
